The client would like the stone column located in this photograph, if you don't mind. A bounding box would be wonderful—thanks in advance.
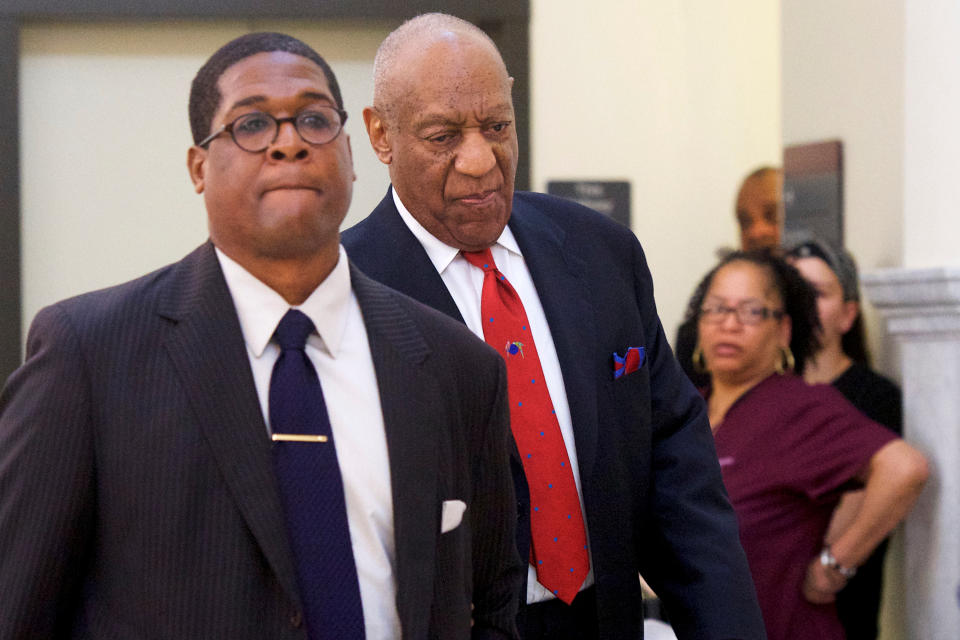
[862,267,960,640]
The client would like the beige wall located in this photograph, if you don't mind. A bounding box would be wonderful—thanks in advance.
[902,0,960,269]
[530,0,782,339]
[781,0,905,271]
[19,21,391,340]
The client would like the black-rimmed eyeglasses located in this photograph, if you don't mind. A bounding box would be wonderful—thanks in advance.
[198,107,348,152]
[699,302,784,325]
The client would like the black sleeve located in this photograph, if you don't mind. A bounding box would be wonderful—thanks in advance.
[833,366,902,436]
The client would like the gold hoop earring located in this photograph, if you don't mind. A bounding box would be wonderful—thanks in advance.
[692,343,708,374]
[775,346,795,375]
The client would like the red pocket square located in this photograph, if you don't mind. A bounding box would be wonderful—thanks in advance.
[613,347,645,379]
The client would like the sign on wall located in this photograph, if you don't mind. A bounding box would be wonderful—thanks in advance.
[547,180,631,228]
[784,140,843,248]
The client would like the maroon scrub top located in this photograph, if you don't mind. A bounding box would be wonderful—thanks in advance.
[708,374,897,640]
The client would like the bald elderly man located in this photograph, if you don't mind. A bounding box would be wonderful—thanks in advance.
[343,13,766,640]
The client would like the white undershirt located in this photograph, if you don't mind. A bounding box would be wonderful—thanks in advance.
[392,189,594,604]
[216,245,400,638]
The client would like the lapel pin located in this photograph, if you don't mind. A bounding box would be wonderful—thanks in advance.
[505,341,525,358]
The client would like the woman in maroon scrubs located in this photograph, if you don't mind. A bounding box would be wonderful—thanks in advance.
[685,250,928,640]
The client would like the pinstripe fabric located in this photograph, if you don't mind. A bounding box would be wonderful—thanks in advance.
[0,242,523,640]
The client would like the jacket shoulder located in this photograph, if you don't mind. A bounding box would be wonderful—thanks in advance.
[39,264,172,329]
[512,191,641,257]
[29,244,210,343]
[514,191,632,232]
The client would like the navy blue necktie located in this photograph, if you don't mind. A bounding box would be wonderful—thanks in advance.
[269,309,365,639]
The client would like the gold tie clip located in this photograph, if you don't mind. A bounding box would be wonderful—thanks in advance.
[271,433,328,443]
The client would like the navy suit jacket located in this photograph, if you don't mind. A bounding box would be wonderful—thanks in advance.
[342,189,767,639]
[0,242,523,639]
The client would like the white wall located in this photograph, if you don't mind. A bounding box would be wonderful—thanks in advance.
[903,0,960,268]
[19,21,391,340]
[530,0,782,340]
[781,0,905,271]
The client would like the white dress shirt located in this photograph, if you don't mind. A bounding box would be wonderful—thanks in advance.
[392,189,594,604]
[216,246,400,639]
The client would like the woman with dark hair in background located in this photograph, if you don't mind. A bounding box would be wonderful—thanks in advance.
[787,238,902,640]
[686,250,927,640]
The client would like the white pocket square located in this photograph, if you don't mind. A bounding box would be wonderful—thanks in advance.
[441,499,467,533]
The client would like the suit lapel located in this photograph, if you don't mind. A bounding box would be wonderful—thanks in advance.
[156,243,300,606]
[509,199,600,480]
[350,265,439,639]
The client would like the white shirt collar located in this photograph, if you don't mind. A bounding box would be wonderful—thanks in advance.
[391,186,521,271]
[215,245,353,358]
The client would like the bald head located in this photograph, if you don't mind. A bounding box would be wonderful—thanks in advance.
[363,13,518,252]
[372,13,507,121]
[736,166,784,251]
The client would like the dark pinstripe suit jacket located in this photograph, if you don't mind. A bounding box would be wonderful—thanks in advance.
[0,242,523,639]
[343,190,767,640]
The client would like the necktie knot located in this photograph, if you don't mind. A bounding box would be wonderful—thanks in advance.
[462,248,497,272]
[275,309,315,351]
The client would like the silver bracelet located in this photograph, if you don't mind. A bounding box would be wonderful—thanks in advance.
[820,545,857,579]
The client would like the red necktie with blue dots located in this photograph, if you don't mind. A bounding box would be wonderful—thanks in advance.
[462,248,589,604]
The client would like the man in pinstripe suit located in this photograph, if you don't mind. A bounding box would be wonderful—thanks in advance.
[0,32,522,640]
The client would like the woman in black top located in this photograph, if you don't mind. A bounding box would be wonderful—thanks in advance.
[788,237,902,640]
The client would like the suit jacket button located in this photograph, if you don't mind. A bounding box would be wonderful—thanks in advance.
[290,611,302,628]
